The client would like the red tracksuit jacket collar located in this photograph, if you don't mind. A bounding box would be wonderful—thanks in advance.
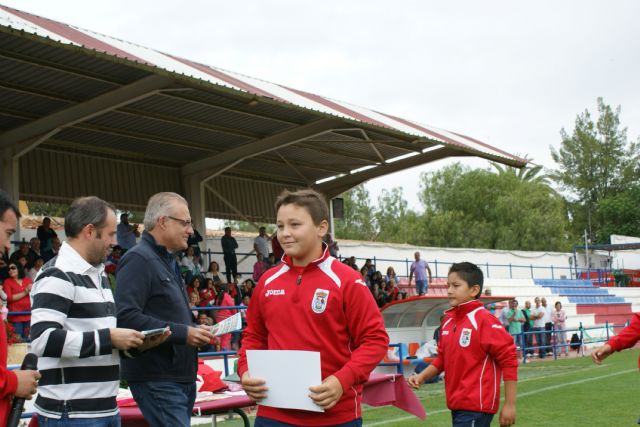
[281,243,330,270]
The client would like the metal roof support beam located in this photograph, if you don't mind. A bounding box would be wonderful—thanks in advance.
[0,74,174,156]
[314,146,465,198]
[182,118,342,182]
[275,151,313,186]
[204,183,261,230]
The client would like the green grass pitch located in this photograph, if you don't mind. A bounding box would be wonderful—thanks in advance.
[204,349,640,426]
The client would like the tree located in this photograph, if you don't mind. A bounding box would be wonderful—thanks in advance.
[334,185,376,241]
[596,185,640,241]
[373,187,411,243]
[549,98,640,241]
[25,201,68,217]
[417,163,572,251]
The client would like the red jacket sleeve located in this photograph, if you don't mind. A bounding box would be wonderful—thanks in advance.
[0,367,18,399]
[332,278,389,390]
[608,313,640,352]
[237,280,268,379]
[481,312,518,381]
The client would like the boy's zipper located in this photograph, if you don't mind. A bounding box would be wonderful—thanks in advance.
[293,273,302,303]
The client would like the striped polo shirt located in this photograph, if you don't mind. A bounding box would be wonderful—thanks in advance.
[30,242,119,419]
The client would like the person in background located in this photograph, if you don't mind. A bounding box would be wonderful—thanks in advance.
[204,260,223,285]
[253,253,267,282]
[253,226,270,259]
[214,284,236,351]
[0,189,40,422]
[522,300,534,356]
[26,256,45,281]
[506,299,525,353]
[43,237,61,262]
[116,213,140,251]
[4,262,32,341]
[37,216,58,260]
[409,251,432,296]
[553,301,569,356]
[221,227,238,284]
[385,266,400,286]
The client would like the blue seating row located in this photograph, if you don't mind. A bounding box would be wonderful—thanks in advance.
[567,296,626,304]
[534,279,593,287]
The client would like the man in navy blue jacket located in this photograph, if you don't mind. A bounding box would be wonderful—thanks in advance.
[116,192,213,427]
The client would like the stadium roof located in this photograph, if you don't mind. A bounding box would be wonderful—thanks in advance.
[0,4,526,227]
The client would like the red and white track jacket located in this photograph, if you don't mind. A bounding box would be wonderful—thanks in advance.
[607,312,640,367]
[431,299,518,414]
[238,248,389,426]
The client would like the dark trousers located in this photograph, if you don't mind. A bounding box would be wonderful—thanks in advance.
[223,252,237,283]
[451,410,494,427]
[129,381,196,427]
[255,417,362,427]
[545,322,554,351]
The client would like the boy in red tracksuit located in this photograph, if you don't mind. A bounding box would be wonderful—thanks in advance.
[593,313,640,367]
[409,262,518,427]
[238,189,389,427]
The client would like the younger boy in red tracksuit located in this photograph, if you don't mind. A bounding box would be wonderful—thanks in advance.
[593,313,640,367]
[238,189,389,427]
[409,262,518,427]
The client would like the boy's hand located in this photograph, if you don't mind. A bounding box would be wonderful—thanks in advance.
[241,372,267,402]
[408,372,423,389]
[592,344,613,365]
[309,375,343,410]
[499,402,516,426]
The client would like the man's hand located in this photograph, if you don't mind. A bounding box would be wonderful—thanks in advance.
[186,326,214,347]
[110,328,145,350]
[499,402,516,426]
[14,369,40,399]
[138,329,171,352]
[592,344,613,365]
[241,371,267,402]
[308,375,343,410]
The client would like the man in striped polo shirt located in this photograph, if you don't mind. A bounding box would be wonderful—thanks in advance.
[30,197,152,425]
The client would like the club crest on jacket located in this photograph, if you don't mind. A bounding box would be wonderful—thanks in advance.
[459,328,472,347]
[312,289,330,314]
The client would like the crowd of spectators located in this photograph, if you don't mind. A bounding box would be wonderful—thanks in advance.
[2,219,411,348]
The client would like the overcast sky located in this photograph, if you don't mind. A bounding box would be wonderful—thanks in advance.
[3,0,639,211]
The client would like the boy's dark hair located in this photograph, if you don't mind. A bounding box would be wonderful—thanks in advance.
[64,196,115,238]
[0,189,20,220]
[449,262,484,299]
[275,189,329,225]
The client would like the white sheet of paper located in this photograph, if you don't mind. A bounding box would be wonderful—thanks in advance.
[247,350,323,412]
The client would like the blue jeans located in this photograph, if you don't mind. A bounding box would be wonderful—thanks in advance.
[13,320,30,341]
[129,381,196,427]
[451,410,494,427]
[533,327,546,357]
[416,280,428,295]
[37,412,120,426]
[255,417,362,427]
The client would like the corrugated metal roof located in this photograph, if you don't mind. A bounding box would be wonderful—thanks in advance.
[0,4,525,165]
[0,4,527,222]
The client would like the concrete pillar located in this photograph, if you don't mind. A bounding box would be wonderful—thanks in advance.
[1,147,20,240]
[182,174,206,239]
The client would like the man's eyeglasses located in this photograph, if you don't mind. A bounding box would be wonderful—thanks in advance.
[8,266,17,270]
[166,216,192,227]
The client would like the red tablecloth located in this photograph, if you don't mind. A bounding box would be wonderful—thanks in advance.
[28,373,426,426]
